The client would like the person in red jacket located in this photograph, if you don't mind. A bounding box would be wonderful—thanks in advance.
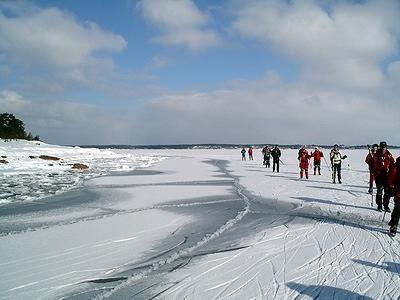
[298,146,311,179]
[372,141,395,212]
[387,156,400,236]
[310,147,324,175]
[365,144,378,194]
[248,147,253,160]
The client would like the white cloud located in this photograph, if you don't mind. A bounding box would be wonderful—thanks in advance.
[0,90,130,144]
[147,55,172,70]
[0,90,27,111]
[0,3,126,82]
[137,0,222,50]
[1,1,399,145]
[230,0,400,89]
[130,74,400,145]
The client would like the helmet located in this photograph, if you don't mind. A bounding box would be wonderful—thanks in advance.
[379,141,387,148]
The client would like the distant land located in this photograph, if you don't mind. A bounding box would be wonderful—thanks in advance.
[74,144,400,150]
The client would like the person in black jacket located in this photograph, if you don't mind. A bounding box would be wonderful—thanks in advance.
[262,145,271,168]
[241,148,246,160]
[271,145,281,172]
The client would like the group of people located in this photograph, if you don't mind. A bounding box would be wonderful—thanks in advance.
[365,141,400,236]
[297,144,347,183]
[241,147,253,160]
[297,146,325,179]
[241,142,400,236]
[242,145,282,171]
[261,145,281,172]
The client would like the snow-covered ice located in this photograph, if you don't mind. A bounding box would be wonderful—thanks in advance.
[0,142,399,299]
[0,139,165,204]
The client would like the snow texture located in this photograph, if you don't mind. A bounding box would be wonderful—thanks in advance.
[0,142,399,299]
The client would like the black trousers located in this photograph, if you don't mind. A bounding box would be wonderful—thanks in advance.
[332,163,341,182]
[264,155,270,168]
[375,174,391,208]
[273,159,279,172]
[390,196,400,227]
[314,162,321,174]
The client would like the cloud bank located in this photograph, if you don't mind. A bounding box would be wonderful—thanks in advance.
[128,0,400,145]
[0,2,126,84]
[230,0,400,89]
[1,0,400,145]
[0,90,130,145]
[137,0,222,50]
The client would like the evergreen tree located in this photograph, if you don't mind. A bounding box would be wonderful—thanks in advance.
[0,113,39,140]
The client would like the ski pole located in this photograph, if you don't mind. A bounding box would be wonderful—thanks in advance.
[323,157,331,170]
[382,211,386,222]
[279,158,285,165]
[323,157,333,181]
[371,188,374,207]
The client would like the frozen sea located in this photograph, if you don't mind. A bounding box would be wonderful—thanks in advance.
[0,140,166,205]
[1,140,399,299]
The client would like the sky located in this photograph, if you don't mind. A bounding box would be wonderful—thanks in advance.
[0,0,400,146]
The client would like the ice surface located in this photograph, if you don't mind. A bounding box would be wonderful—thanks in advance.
[0,140,166,204]
[1,145,400,299]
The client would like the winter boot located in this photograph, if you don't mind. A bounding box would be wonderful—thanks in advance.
[377,206,383,212]
[384,207,391,213]
[390,225,397,236]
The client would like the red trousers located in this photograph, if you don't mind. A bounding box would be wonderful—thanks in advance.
[369,171,374,188]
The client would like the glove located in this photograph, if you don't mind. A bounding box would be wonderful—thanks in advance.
[342,155,347,159]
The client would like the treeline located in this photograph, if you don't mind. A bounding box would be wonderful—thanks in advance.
[0,113,39,141]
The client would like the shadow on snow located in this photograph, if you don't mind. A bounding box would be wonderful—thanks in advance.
[287,282,373,300]
[352,259,400,276]
[291,196,377,212]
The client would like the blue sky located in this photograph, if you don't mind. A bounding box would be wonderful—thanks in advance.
[1,0,400,145]
[32,0,300,91]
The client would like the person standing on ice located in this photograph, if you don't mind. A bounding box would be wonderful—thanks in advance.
[372,141,394,212]
[248,147,253,160]
[310,147,324,175]
[262,145,271,168]
[271,145,281,172]
[241,148,246,160]
[298,145,311,179]
[388,156,400,236]
[365,143,378,194]
[330,144,347,184]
